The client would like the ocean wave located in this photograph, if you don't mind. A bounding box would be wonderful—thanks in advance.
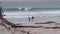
[3,8,60,11]
[4,10,60,15]
[3,11,60,18]
[3,7,32,11]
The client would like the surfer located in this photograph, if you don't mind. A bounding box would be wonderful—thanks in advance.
[28,17,30,22]
[31,16,36,21]
[28,16,36,22]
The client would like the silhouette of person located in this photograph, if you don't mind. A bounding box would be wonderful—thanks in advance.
[31,16,36,21]
[28,16,36,22]
[28,17,30,22]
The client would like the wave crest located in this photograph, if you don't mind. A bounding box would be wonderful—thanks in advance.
[3,8,60,11]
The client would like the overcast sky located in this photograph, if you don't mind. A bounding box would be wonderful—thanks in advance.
[0,0,60,1]
[1,0,60,8]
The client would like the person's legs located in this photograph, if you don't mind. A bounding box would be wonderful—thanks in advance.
[28,17,30,22]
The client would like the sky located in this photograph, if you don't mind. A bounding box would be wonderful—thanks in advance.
[0,0,60,1]
[1,0,60,8]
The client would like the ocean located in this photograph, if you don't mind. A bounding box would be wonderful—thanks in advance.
[1,1,60,23]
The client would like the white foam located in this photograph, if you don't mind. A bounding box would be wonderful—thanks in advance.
[5,11,60,15]
[18,8,22,9]
[4,10,60,18]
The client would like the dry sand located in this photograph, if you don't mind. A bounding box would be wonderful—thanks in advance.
[0,23,60,34]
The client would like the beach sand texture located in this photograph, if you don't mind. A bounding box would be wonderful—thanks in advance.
[0,18,60,34]
[0,23,60,34]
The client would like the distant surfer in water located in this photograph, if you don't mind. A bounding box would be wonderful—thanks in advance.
[28,17,30,22]
[31,16,36,21]
[28,16,36,22]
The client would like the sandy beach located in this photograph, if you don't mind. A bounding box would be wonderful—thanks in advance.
[0,22,60,34]
[1,0,60,34]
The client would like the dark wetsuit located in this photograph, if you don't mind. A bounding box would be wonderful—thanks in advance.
[31,16,35,21]
[28,17,30,22]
